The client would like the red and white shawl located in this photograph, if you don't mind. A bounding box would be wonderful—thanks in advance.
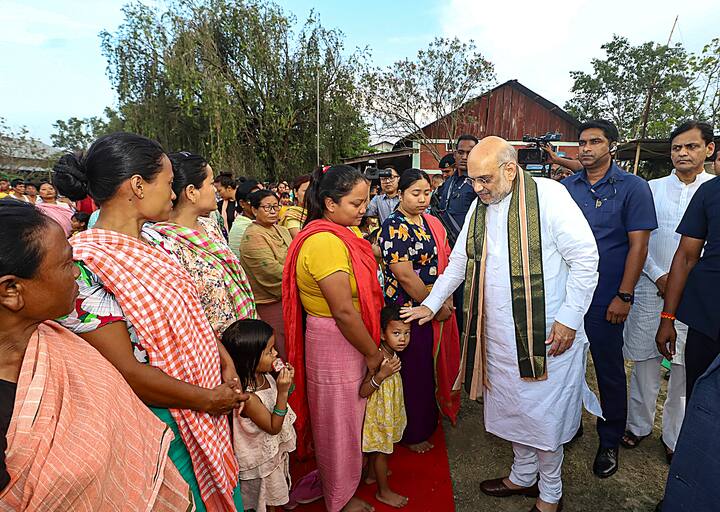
[71,228,239,511]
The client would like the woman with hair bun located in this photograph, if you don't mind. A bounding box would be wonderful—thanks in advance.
[53,133,246,512]
[283,165,384,512]
[0,199,191,510]
[153,152,256,336]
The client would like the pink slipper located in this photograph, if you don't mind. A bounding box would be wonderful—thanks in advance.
[284,470,323,510]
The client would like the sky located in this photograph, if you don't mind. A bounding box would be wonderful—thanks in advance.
[0,0,715,144]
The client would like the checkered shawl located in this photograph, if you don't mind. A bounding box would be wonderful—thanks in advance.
[71,228,239,511]
[153,219,257,322]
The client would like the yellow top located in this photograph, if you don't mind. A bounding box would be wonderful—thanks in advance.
[296,229,361,317]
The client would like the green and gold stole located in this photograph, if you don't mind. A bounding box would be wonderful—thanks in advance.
[461,170,547,400]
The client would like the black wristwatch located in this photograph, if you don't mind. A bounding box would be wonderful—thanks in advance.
[616,292,634,305]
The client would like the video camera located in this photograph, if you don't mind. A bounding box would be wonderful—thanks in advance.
[517,132,562,165]
[363,160,393,180]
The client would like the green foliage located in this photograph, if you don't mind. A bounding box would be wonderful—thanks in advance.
[50,108,124,151]
[565,35,696,140]
[99,0,369,181]
[362,37,495,160]
[688,37,720,128]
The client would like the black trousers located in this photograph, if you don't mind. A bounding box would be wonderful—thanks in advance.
[685,327,720,400]
[585,305,627,448]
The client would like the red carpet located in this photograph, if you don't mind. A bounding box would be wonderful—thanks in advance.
[292,425,455,512]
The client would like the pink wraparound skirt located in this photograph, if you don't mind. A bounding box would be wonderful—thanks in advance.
[305,315,367,512]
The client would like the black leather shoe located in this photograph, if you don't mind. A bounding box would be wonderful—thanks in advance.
[593,446,619,478]
[529,498,563,511]
[480,477,540,498]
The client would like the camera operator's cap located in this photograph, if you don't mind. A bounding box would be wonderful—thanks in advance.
[439,154,455,169]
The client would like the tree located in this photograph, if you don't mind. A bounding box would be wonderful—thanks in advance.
[50,109,124,151]
[361,37,495,161]
[100,0,369,181]
[564,35,695,140]
[0,117,56,178]
[688,38,720,129]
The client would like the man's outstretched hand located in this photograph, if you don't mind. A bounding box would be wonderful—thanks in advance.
[400,305,435,325]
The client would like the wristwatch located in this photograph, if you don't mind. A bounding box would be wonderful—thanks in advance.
[616,292,634,305]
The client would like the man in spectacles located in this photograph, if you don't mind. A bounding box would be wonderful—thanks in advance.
[563,119,657,479]
[365,166,400,225]
[403,136,601,512]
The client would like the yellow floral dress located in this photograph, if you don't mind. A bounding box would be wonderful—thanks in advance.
[361,358,407,454]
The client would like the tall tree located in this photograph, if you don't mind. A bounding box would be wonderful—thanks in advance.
[565,35,695,140]
[100,0,369,181]
[51,108,124,151]
[362,37,495,160]
[688,37,720,128]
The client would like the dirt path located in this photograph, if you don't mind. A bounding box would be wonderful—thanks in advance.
[446,362,669,511]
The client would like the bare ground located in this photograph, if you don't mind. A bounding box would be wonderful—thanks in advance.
[446,361,669,512]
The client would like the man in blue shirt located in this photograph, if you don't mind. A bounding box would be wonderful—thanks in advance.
[433,134,479,248]
[431,134,479,335]
[563,119,657,479]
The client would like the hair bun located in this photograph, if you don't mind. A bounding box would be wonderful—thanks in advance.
[53,152,89,201]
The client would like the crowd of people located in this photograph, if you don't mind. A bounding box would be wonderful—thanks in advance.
[0,117,718,512]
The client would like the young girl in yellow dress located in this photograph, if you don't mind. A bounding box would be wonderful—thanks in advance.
[360,304,411,508]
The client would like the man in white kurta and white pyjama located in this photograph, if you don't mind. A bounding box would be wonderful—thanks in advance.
[622,121,716,459]
[402,137,601,512]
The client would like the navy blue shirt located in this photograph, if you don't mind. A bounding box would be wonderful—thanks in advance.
[563,162,657,307]
[676,177,720,339]
[433,172,477,247]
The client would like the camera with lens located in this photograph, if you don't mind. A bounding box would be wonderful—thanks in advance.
[363,159,393,180]
[517,132,562,165]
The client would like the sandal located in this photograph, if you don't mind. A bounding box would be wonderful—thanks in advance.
[620,430,648,449]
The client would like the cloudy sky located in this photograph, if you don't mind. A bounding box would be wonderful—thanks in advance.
[0,0,714,143]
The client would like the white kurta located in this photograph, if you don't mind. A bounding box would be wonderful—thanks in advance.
[424,177,601,451]
[623,170,715,363]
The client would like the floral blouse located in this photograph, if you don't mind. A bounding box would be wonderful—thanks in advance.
[57,225,178,363]
[379,210,439,307]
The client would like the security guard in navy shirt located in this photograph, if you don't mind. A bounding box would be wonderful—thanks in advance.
[563,119,657,479]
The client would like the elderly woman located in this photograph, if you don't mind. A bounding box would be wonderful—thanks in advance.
[52,133,246,512]
[153,152,257,335]
[0,199,190,510]
[379,169,460,453]
[283,165,384,512]
[238,189,292,357]
[280,174,311,238]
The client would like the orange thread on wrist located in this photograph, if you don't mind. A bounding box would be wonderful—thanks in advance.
[660,312,676,321]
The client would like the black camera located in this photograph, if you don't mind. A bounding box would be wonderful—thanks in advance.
[517,132,562,165]
[363,159,393,180]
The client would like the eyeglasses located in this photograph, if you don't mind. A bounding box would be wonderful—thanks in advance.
[462,161,512,187]
[380,176,399,183]
[258,204,281,212]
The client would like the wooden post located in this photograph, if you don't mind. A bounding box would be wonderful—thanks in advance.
[632,142,642,175]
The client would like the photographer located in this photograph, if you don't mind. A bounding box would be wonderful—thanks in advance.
[544,143,583,173]
[365,165,401,225]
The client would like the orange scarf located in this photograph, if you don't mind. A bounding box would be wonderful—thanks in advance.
[282,220,384,458]
[423,213,462,424]
[0,322,191,511]
[71,228,238,510]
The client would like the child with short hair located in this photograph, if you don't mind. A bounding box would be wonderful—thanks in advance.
[70,211,90,235]
[360,304,411,508]
[221,319,297,512]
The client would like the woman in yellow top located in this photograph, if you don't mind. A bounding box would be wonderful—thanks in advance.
[283,165,384,512]
[279,174,311,238]
[238,189,292,357]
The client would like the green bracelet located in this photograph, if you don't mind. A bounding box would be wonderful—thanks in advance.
[273,407,288,416]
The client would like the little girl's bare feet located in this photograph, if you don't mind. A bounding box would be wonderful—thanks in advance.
[406,441,434,453]
[342,496,374,512]
[376,490,409,508]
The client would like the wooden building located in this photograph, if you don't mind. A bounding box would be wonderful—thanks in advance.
[345,79,581,172]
